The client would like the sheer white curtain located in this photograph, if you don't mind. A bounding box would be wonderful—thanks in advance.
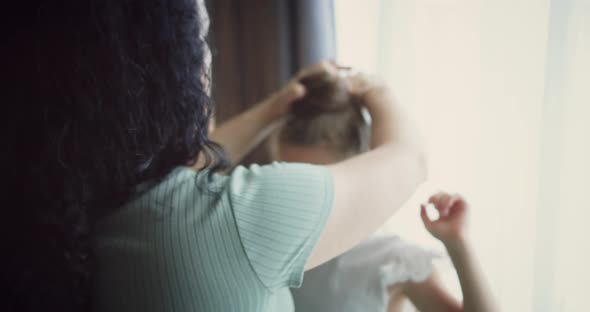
[335,0,590,311]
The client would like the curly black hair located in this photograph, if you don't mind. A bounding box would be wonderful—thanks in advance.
[3,1,226,311]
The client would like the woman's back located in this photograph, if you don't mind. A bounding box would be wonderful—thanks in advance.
[94,163,333,311]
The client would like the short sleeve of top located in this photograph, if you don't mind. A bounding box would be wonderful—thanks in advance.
[226,162,334,290]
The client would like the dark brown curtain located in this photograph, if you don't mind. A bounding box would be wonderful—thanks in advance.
[207,0,290,122]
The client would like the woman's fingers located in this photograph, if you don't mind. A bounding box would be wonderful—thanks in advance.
[295,61,339,80]
[331,60,352,71]
[263,81,306,119]
[346,73,370,94]
[279,82,306,103]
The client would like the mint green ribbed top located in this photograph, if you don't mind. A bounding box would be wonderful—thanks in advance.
[93,162,334,312]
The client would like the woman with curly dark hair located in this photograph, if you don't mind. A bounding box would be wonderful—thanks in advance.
[4,0,426,311]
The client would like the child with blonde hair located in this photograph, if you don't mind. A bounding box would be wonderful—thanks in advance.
[271,72,498,312]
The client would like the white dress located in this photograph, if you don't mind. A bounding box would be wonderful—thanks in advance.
[291,235,444,312]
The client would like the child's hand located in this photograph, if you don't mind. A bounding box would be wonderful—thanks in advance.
[420,192,469,245]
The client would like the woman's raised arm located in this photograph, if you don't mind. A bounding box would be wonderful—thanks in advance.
[204,62,427,271]
[307,75,427,269]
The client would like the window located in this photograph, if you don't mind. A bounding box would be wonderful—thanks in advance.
[335,1,590,311]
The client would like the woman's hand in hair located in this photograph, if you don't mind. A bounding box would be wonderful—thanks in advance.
[346,72,374,96]
[263,61,343,121]
[306,66,427,270]
[207,61,342,166]
[346,73,392,115]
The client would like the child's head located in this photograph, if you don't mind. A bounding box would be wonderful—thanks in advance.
[271,72,370,165]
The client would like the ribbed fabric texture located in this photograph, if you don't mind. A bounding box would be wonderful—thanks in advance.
[93,162,334,312]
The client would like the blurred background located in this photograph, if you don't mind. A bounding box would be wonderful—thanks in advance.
[207,0,590,311]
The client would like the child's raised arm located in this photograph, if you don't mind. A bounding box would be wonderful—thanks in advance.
[417,192,500,312]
